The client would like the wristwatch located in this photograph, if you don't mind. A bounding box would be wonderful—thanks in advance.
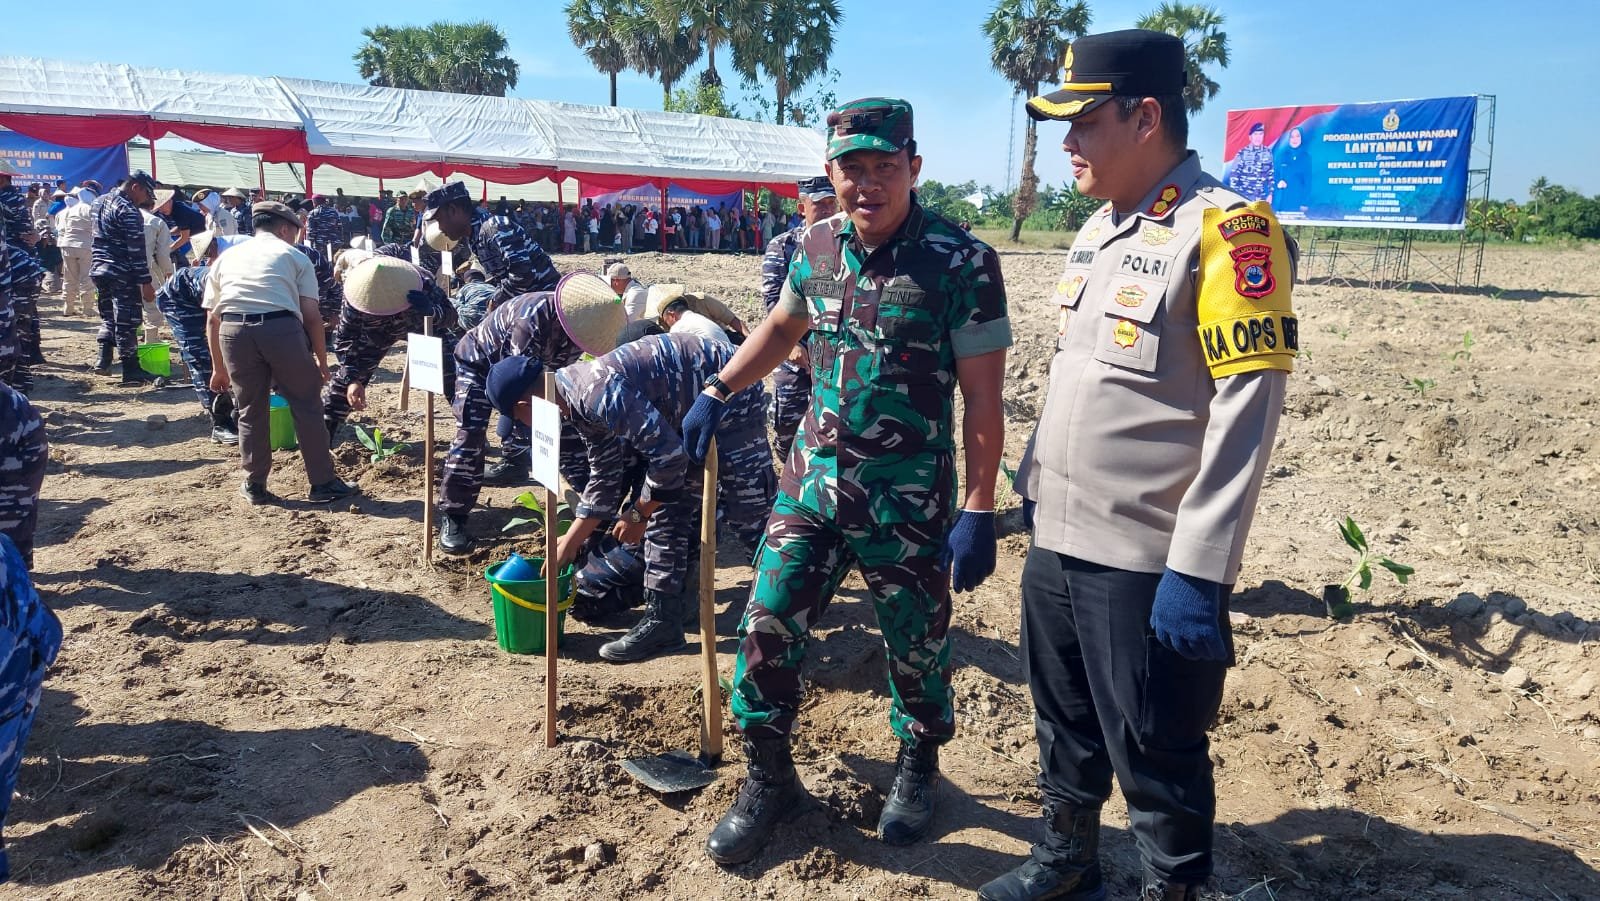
[703,374,731,398]
[624,507,644,524]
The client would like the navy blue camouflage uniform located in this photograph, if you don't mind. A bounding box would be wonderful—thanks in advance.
[154,265,215,413]
[0,530,63,883]
[305,203,343,254]
[322,276,459,437]
[440,292,589,517]
[293,243,342,353]
[89,189,151,361]
[231,202,253,236]
[466,209,560,309]
[0,186,27,242]
[0,384,47,566]
[556,333,775,599]
[1,246,43,393]
[761,225,810,464]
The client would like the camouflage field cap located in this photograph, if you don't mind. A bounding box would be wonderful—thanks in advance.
[825,98,914,160]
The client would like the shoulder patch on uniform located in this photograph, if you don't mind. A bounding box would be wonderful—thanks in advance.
[1145,184,1181,218]
[1197,201,1297,379]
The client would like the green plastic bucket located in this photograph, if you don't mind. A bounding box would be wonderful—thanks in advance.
[268,394,297,450]
[485,560,576,654]
[136,342,170,377]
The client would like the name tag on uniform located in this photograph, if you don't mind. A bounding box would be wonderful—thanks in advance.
[881,285,926,306]
[801,277,844,299]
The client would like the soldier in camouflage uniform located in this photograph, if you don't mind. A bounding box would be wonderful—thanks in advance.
[513,331,775,663]
[321,268,458,443]
[0,162,27,243]
[305,195,343,256]
[0,530,63,883]
[759,175,838,464]
[451,269,496,331]
[421,184,560,310]
[436,273,624,556]
[0,383,47,566]
[289,241,343,353]
[90,172,164,385]
[2,236,45,393]
[155,231,238,444]
[1225,122,1275,203]
[683,99,1011,865]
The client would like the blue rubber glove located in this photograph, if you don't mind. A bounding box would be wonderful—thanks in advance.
[1022,498,1036,531]
[942,510,997,593]
[1150,568,1229,661]
[681,392,727,464]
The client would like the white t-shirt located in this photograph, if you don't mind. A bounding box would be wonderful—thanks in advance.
[203,233,319,318]
[670,309,733,348]
[621,282,649,321]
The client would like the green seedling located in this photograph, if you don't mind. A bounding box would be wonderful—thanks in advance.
[1405,377,1436,398]
[1001,459,1018,488]
[1325,516,1414,618]
[502,490,573,534]
[354,425,408,463]
[1450,331,1475,363]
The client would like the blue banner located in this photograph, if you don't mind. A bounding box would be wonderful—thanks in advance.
[0,130,129,192]
[1223,96,1477,230]
[580,182,743,213]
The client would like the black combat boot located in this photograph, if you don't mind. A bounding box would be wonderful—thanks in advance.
[598,588,686,662]
[92,342,114,373]
[120,357,164,387]
[705,736,802,866]
[484,453,531,485]
[211,394,239,445]
[1139,876,1200,901]
[878,740,940,845]
[438,514,473,555]
[978,805,1105,901]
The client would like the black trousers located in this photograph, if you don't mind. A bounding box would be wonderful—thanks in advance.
[1019,545,1233,885]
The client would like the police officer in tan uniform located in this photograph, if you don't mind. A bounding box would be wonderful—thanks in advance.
[982,31,1297,901]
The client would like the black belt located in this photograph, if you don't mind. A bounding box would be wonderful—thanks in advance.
[220,310,296,323]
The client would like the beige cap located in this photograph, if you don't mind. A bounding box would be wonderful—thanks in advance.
[604,262,631,280]
[554,272,628,357]
[343,256,425,317]
[251,200,300,230]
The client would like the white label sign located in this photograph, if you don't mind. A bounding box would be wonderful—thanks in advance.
[405,333,446,396]
[527,395,563,493]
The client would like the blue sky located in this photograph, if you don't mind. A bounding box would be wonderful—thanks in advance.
[2,0,1590,200]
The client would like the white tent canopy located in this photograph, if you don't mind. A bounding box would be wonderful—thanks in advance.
[0,56,824,189]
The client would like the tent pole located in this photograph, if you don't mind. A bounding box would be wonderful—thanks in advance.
[660,182,668,254]
[148,137,157,180]
[257,155,266,195]
[305,163,314,200]
[557,177,565,251]
[378,176,385,195]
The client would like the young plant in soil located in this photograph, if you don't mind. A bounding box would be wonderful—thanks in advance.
[1405,376,1437,398]
[1324,516,1415,618]
[502,490,572,534]
[1450,331,1475,364]
[354,425,409,464]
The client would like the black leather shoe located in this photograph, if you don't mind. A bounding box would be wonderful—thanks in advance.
[241,481,278,506]
[705,737,802,866]
[599,589,686,662]
[484,456,531,485]
[120,360,164,387]
[1140,877,1200,901]
[438,514,473,555]
[878,740,940,845]
[979,805,1105,901]
[211,425,240,445]
[308,479,358,504]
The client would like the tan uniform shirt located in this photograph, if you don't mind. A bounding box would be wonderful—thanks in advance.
[203,232,319,318]
[1016,152,1298,584]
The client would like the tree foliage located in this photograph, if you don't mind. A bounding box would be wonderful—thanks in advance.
[625,0,705,107]
[565,0,635,106]
[983,0,1091,243]
[732,0,842,125]
[355,21,519,96]
[1135,2,1230,114]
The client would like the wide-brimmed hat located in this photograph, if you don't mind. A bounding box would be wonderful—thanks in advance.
[343,255,425,317]
[554,271,627,357]
[642,283,687,322]
[0,159,20,177]
[220,187,247,200]
[190,230,217,261]
[151,188,175,209]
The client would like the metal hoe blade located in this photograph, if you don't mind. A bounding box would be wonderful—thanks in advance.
[620,750,717,794]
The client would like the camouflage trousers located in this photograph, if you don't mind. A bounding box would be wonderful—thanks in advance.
[0,292,36,394]
[324,341,458,438]
[0,402,46,566]
[93,277,143,359]
[768,361,810,464]
[640,424,774,599]
[730,495,954,745]
[0,532,64,882]
[438,360,588,516]
[156,289,214,414]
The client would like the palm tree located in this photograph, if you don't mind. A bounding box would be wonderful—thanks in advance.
[1529,176,1550,213]
[626,0,705,108]
[566,0,633,105]
[355,22,519,96]
[661,0,749,88]
[733,0,842,125]
[1136,3,1229,114]
[984,0,1091,243]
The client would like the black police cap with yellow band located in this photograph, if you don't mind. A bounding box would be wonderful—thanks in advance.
[1026,29,1187,122]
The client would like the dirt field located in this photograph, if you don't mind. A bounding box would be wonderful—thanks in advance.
[6,241,1599,900]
